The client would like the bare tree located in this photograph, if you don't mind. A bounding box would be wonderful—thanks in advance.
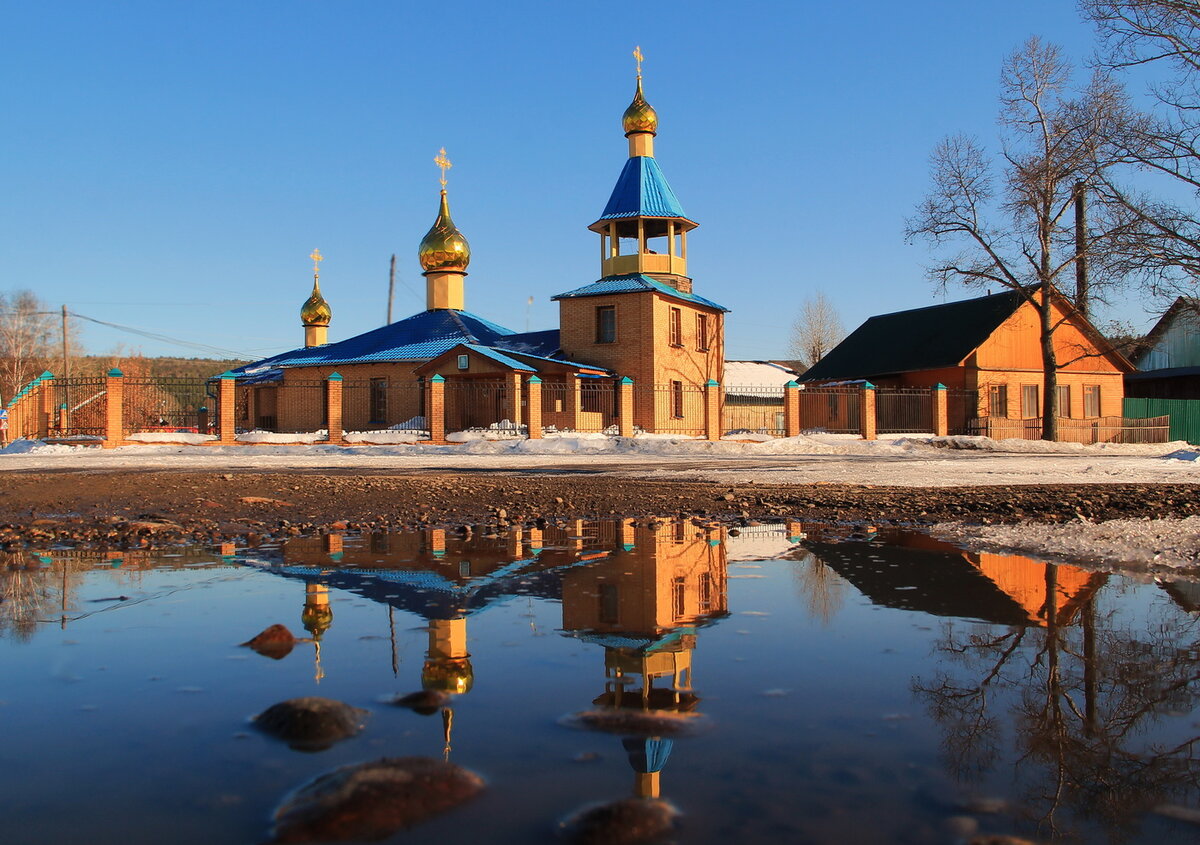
[906,38,1131,440]
[1082,1,1200,300]
[0,290,58,403]
[788,292,845,371]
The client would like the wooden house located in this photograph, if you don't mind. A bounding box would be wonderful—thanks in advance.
[1126,297,1200,399]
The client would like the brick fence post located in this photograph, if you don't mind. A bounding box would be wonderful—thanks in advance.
[567,373,582,432]
[58,403,68,433]
[326,372,343,444]
[526,376,543,439]
[39,371,55,436]
[618,377,634,438]
[427,375,445,444]
[784,380,801,437]
[103,368,124,448]
[218,371,236,444]
[197,406,209,435]
[704,379,721,441]
[860,381,877,441]
[932,383,948,437]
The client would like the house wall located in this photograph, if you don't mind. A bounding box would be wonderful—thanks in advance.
[1139,309,1200,370]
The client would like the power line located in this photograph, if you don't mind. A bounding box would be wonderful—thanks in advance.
[0,308,253,359]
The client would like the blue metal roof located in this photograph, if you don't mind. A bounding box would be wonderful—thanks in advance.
[551,274,729,312]
[462,343,536,372]
[598,156,693,222]
[493,328,561,358]
[232,309,520,375]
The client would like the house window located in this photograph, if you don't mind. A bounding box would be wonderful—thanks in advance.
[1056,385,1071,418]
[596,305,616,343]
[1021,384,1040,419]
[456,354,469,370]
[1084,384,1101,418]
[369,377,388,423]
[459,560,471,577]
[988,385,1008,418]
[672,576,687,618]
[696,313,709,351]
[700,573,713,610]
[599,583,619,624]
[671,380,684,418]
[669,307,683,346]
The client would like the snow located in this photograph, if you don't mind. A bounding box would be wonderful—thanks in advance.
[236,429,329,444]
[344,430,427,444]
[933,516,1200,572]
[127,432,217,445]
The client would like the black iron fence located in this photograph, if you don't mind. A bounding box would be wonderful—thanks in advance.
[723,385,785,436]
[634,383,706,436]
[122,377,212,434]
[340,379,425,432]
[46,377,108,438]
[875,387,933,434]
[799,386,862,434]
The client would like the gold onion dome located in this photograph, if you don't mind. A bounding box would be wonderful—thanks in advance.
[418,190,471,273]
[622,77,658,136]
[422,658,474,694]
[300,279,331,327]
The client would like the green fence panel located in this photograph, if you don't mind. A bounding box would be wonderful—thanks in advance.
[1124,397,1200,444]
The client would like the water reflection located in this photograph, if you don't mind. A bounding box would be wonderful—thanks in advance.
[3,522,1200,843]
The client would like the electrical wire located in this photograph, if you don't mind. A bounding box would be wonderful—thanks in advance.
[0,308,253,359]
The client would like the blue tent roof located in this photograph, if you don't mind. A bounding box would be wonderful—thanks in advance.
[598,156,692,222]
[552,274,729,312]
[233,309,520,375]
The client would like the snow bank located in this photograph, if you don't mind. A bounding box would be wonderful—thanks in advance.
[236,430,329,444]
[127,432,217,445]
[344,430,427,444]
[932,516,1200,572]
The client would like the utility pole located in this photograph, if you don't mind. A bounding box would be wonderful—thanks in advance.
[387,254,396,325]
[1074,181,1089,322]
[61,304,70,380]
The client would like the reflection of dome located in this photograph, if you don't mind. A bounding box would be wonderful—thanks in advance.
[301,604,333,639]
[422,658,474,694]
[622,77,658,136]
[300,279,331,327]
[418,191,471,273]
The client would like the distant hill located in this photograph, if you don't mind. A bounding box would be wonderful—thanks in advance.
[71,356,250,379]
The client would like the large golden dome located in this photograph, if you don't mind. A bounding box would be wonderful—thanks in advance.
[300,278,331,327]
[422,658,474,694]
[419,190,471,273]
[623,77,658,136]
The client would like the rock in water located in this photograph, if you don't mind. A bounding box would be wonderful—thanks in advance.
[560,798,679,845]
[269,757,485,843]
[242,624,297,659]
[254,697,369,751]
[387,690,449,715]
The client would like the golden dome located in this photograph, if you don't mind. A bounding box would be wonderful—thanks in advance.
[301,603,333,639]
[422,658,474,694]
[622,77,658,136]
[418,190,471,273]
[300,277,331,327]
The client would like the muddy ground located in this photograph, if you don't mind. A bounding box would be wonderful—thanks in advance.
[0,469,1196,550]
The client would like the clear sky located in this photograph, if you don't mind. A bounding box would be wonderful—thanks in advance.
[2,0,1140,363]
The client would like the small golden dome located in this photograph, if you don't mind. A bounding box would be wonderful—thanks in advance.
[623,77,658,136]
[301,278,331,327]
[418,190,471,273]
[422,658,474,694]
[301,604,333,639]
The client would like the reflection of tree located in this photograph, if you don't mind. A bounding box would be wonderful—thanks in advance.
[791,551,846,625]
[0,554,57,642]
[914,567,1200,841]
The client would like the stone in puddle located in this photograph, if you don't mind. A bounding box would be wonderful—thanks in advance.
[564,709,708,738]
[268,756,484,843]
[387,690,449,715]
[254,697,369,751]
[559,797,680,845]
[242,624,297,660]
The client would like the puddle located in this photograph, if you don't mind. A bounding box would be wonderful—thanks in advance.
[1,521,1198,843]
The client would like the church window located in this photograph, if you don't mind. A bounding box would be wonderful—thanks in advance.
[1084,384,1101,418]
[596,306,616,343]
[671,380,684,418]
[669,307,683,346]
[696,313,709,351]
[457,354,469,370]
[369,377,388,423]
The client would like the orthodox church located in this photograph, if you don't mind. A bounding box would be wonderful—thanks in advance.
[231,55,728,436]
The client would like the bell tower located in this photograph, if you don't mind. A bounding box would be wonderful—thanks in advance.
[587,48,698,293]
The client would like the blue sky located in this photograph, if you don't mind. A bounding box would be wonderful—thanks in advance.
[2,0,1139,362]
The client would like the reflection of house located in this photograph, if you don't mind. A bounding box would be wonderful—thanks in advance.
[807,532,1106,627]
[1126,297,1200,399]
[229,59,726,436]
[800,288,1132,434]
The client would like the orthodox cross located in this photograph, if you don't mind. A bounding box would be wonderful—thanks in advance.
[633,45,644,79]
[435,147,452,188]
[310,248,323,277]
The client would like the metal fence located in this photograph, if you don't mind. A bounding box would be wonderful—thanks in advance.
[875,387,933,434]
[539,379,617,433]
[635,382,706,436]
[122,377,212,434]
[947,389,979,436]
[799,386,861,434]
[240,381,328,434]
[966,415,1171,444]
[340,379,426,432]
[46,377,109,438]
[444,380,523,434]
[1124,397,1200,444]
[723,385,785,436]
